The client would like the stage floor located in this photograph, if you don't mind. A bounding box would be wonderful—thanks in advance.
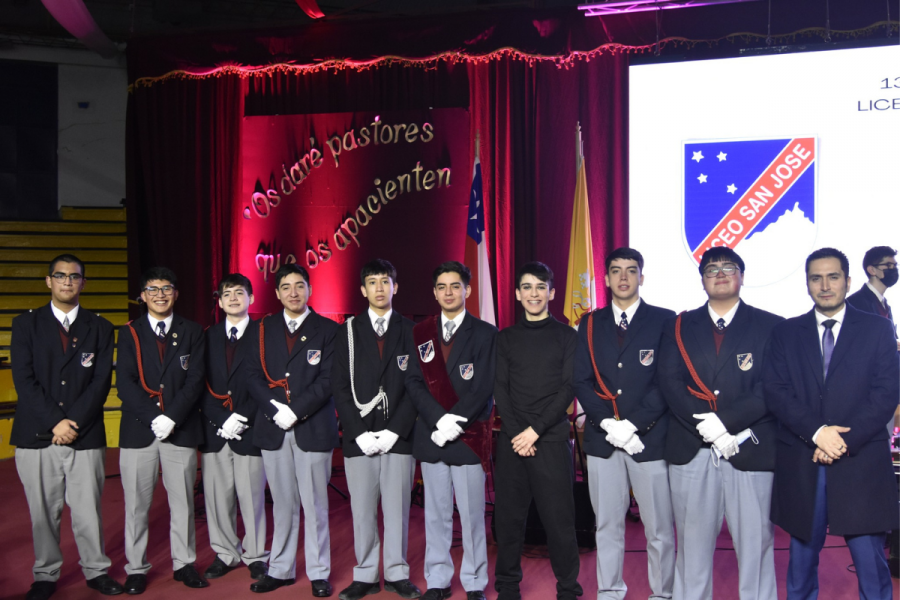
[2,449,896,600]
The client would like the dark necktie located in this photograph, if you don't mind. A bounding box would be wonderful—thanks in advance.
[618,311,628,332]
[716,318,726,331]
[822,319,837,377]
[230,326,238,343]
[157,321,166,342]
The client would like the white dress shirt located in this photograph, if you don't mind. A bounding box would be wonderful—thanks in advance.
[707,299,740,327]
[368,308,393,334]
[225,315,251,340]
[611,298,641,327]
[50,303,79,328]
[440,310,466,339]
[283,307,310,331]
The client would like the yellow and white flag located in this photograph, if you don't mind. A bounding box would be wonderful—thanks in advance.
[563,123,596,328]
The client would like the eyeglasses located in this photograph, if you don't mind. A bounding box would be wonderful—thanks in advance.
[874,262,898,270]
[143,285,176,296]
[703,264,739,278]
[51,273,83,282]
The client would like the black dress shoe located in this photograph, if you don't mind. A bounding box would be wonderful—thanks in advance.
[123,574,147,595]
[174,565,210,589]
[311,579,333,597]
[25,582,56,600]
[248,561,268,581]
[250,575,295,593]
[338,580,381,600]
[86,574,125,595]
[384,579,422,599]
[466,592,486,600]
[421,588,452,600]
[203,557,234,579]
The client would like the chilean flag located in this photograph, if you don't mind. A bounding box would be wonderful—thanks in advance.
[464,147,496,326]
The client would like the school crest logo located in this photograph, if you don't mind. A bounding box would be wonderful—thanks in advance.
[459,363,474,380]
[418,340,435,363]
[684,137,817,286]
[307,349,321,365]
[639,350,654,366]
[180,355,190,370]
[81,352,94,368]
[397,355,409,371]
[737,353,753,371]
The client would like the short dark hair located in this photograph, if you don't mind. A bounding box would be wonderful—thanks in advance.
[432,261,471,287]
[48,253,85,277]
[805,247,849,278]
[698,247,745,276]
[605,247,644,273]
[217,273,253,296]
[140,266,177,289]
[274,264,309,288]
[516,261,554,289]
[360,259,397,285]
[862,246,897,275]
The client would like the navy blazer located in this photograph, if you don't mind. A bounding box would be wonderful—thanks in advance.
[764,304,899,539]
[199,320,263,457]
[11,304,114,450]
[332,311,418,458]
[406,313,498,466]
[847,284,897,339]
[658,301,783,471]
[573,301,675,461]
[248,310,339,453]
[116,314,206,449]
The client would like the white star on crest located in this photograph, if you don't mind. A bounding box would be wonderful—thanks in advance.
[692,151,704,163]
[717,152,727,161]
[726,184,737,194]
[697,173,708,184]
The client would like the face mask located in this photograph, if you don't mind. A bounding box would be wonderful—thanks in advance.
[881,268,898,288]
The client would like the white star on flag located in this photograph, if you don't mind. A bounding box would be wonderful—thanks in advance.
[717,152,727,161]
[697,173,708,184]
[692,151,704,163]
[727,184,737,194]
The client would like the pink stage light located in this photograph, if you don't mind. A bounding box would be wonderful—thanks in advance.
[579,0,759,16]
[41,0,118,58]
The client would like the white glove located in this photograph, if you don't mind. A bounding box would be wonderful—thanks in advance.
[373,430,400,454]
[356,431,380,456]
[151,414,176,440]
[222,413,249,440]
[436,414,467,441]
[622,434,645,456]
[713,432,740,460]
[601,418,637,448]
[693,413,728,443]
[270,399,297,430]
[216,428,234,440]
[431,430,448,447]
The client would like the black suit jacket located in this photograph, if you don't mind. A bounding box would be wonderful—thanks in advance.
[11,304,114,450]
[248,310,339,453]
[764,304,899,539]
[658,301,783,471]
[332,311,418,458]
[116,314,206,449]
[573,301,675,461]
[199,320,263,457]
[847,284,897,339]
[406,313,498,466]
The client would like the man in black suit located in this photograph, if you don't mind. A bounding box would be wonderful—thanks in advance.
[332,259,421,600]
[406,261,497,600]
[246,264,339,596]
[573,247,675,600]
[116,266,208,593]
[12,254,123,600]
[846,245,898,349]
[657,247,782,600]
[764,247,899,600]
[199,273,269,584]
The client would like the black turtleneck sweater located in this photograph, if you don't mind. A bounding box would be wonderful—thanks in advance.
[494,313,577,442]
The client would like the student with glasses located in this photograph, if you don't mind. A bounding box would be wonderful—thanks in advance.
[657,247,783,600]
[116,267,208,594]
[12,254,123,600]
[847,246,898,349]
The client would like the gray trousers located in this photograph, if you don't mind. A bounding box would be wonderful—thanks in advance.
[201,445,269,567]
[669,449,775,600]
[262,432,332,580]
[421,461,488,592]
[120,440,198,574]
[587,453,675,600]
[344,453,416,583]
[15,446,110,582]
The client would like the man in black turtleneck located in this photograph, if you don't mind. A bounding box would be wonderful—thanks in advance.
[492,262,583,600]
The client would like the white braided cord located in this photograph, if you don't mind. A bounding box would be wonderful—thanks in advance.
[346,316,388,418]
